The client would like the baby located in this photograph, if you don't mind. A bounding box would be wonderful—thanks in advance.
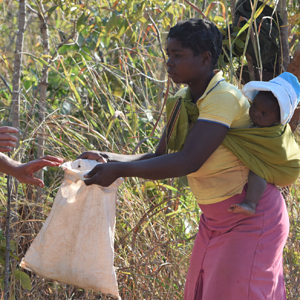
[229,72,300,215]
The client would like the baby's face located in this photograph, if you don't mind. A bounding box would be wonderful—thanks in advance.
[249,93,280,127]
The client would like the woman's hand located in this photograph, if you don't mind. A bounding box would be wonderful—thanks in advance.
[84,163,119,187]
[0,126,19,152]
[76,151,108,163]
[14,156,63,187]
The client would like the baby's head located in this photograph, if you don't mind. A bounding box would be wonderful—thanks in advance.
[249,91,280,127]
[243,72,300,126]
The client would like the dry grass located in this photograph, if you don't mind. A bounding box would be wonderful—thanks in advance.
[1,174,299,299]
[0,1,299,299]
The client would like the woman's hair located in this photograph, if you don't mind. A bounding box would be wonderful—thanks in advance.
[167,18,222,69]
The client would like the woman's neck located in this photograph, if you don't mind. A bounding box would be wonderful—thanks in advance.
[189,71,215,103]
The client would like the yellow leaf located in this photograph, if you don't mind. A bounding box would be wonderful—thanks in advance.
[289,14,300,24]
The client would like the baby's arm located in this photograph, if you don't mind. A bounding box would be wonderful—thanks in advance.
[246,170,267,206]
[229,170,267,215]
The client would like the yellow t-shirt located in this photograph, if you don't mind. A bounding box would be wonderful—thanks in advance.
[187,71,252,204]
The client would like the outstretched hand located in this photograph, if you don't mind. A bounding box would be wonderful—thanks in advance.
[76,151,108,163]
[15,156,63,187]
[0,126,19,152]
[84,163,119,187]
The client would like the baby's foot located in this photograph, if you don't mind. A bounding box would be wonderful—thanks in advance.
[228,201,256,216]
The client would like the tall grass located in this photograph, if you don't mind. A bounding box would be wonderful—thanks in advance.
[0,0,299,299]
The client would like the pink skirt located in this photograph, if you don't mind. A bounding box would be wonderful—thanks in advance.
[184,184,289,300]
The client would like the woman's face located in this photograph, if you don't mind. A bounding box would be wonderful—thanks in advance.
[166,38,208,87]
[249,93,281,127]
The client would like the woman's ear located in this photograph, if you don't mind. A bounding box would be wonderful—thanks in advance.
[202,51,212,66]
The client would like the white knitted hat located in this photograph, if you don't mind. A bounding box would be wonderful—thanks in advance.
[242,72,300,124]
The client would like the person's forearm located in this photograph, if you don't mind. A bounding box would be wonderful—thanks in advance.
[103,129,166,162]
[0,153,21,177]
[108,122,228,180]
[112,150,199,180]
[102,152,157,162]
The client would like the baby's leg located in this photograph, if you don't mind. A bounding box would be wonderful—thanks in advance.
[228,170,267,216]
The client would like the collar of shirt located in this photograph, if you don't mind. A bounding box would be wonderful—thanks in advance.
[197,70,223,103]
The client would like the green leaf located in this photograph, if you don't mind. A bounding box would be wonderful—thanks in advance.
[140,16,147,23]
[9,240,16,252]
[145,181,157,189]
[77,13,86,33]
[159,183,180,193]
[214,16,224,23]
[28,2,38,11]
[234,38,245,48]
[116,20,127,39]
[0,258,5,266]
[14,270,32,290]
[106,13,117,32]
[47,5,59,16]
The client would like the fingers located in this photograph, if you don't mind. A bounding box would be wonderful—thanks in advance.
[84,165,101,179]
[76,151,102,161]
[97,156,107,163]
[0,127,19,151]
[0,134,18,142]
[84,173,112,187]
[0,146,14,152]
[0,132,18,152]
[16,157,63,186]
[83,164,117,187]
[76,152,89,160]
[0,126,19,134]
[83,165,103,186]
[0,140,17,149]
[18,157,63,178]
[28,159,62,172]
[39,160,62,167]
[40,156,64,164]
[83,173,107,186]
[22,176,44,188]
[84,177,96,186]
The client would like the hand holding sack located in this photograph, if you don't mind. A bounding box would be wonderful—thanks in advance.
[20,159,123,299]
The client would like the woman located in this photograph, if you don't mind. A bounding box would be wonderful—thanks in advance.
[78,19,288,299]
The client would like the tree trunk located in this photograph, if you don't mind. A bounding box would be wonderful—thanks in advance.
[10,0,26,232]
[288,42,300,131]
[10,0,26,205]
[246,53,256,81]
[36,5,49,203]
[230,0,236,23]
[288,42,300,78]
[11,0,26,136]
[7,2,26,298]
[278,0,290,71]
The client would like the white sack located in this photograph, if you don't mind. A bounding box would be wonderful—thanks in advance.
[20,159,122,299]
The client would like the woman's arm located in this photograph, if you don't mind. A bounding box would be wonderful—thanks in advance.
[84,121,228,186]
[77,130,167,162]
